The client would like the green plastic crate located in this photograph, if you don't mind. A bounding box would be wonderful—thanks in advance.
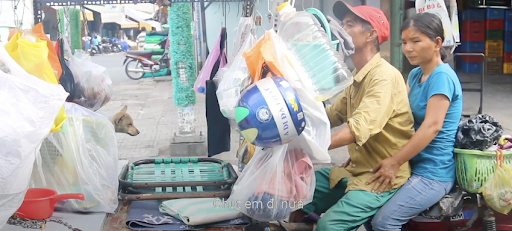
[486,30,504,41]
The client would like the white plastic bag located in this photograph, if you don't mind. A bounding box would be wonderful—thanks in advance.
[30,102,119,213]
[67,50,112,111]
[228,143,315,221]
[0,46,68,229]
[215,36,255,120]
[416,0,458,46]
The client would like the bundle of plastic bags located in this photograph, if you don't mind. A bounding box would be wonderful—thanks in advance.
[0,46,68,229]
[31,103,119,213]
[67,50,113,111]
[228,31,332,221]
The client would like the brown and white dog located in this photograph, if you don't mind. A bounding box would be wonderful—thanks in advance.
[109,105,140,136]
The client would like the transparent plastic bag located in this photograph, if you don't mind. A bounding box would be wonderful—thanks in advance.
[269,31,332,163]
[479,149,512,214]
[215,36,255,120]
[0,46,68,229]
[31,102,119,213]
[277,4,353,101]
[67,50,112,111]
[228,142,315,221]
[232,17,255,61]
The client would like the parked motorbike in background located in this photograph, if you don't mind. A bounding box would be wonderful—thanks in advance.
[110,38,122,53]
[123,38,169,80]
[90,44,100,56]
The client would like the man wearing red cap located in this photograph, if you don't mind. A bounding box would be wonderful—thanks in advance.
[288,1,415,230]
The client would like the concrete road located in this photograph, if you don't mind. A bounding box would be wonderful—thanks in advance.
[90,53,133,85]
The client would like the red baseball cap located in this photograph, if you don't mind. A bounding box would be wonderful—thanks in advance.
[333,1,390,44]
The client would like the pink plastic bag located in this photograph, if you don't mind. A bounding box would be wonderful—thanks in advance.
[194,27,227,94]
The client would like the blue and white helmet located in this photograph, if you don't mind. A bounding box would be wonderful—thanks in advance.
[235,76,306,148]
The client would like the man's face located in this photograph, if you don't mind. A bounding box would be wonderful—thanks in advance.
[340,13,372,50]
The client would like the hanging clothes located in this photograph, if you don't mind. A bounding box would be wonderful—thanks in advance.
[206,27,231,157]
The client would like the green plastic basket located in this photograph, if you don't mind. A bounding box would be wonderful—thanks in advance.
[454,148,512,193]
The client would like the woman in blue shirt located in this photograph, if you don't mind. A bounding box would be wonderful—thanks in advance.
[367,12,463,230]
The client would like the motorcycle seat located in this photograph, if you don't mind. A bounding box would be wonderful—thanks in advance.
[419,185,465,219]
[126,50,153,56]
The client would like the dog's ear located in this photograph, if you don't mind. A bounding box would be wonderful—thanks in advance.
[115,114,126,125]
[120,105,128,113]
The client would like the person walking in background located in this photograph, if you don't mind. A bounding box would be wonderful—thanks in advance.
[82,34,91,51]
[137,27,147,51]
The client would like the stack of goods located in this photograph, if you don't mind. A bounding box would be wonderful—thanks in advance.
[504,10,512,73]
[469,0,510,7]
[456,8,506,74]
[457,9,486,73]
[484,8,505,74]
[142,30,169,78]
[143,30,168,60]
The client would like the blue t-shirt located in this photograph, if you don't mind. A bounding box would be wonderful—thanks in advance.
[408,63,463,182]
[92,38,99,46]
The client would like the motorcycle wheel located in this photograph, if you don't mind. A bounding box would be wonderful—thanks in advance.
[112,46,120,53]
[90,50,95,56]
[125,60,145,80]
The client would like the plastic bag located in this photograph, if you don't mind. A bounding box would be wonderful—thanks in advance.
[194,28,228,94]
[7,24,62,79]
[215,35,255,119]
[228,143,315,221]
[479,149,512,214]
[3,36,67,133]
[455,114,503,150]
[5,31,59,85]
[232,17,255,61]
[67,50,113,111]
[265,31,332,164]
[243,31,285,82]
[55,38,76,101]
[0,46,68,229]
[31,102,119,213]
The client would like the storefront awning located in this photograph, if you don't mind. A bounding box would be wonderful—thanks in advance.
[84,5,124,23]
[51,6,94,20]
[124,7,162,31]
[117,18,139,29]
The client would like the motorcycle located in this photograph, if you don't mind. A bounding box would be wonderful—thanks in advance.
[111,42,122,53]
[123,38,169,80]
[110,38,122,53]
[270,148,512,231]
[90,44,100,56]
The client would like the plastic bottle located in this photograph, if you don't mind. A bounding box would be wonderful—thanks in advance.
[276,2,353,101]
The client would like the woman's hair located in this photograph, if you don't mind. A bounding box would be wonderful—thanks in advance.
[401,12,447,61]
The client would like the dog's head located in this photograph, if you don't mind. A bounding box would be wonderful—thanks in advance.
[113,105,140,136]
